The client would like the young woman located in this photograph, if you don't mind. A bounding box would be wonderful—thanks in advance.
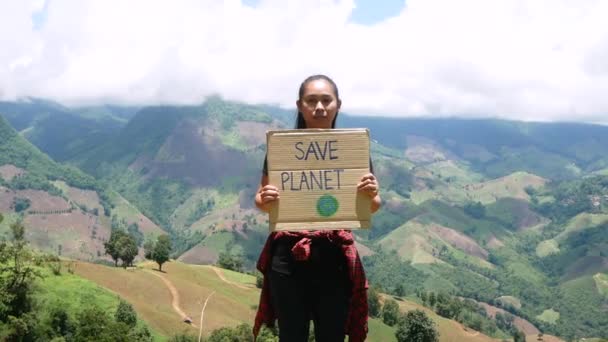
[253,75,381,342]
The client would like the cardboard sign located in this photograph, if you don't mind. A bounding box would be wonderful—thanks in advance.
[266,128,372,231]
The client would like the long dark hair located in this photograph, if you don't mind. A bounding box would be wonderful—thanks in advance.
[295,74,340,129]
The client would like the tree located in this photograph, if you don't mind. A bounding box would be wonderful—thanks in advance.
[127,223,144,247]
[368,286,381,318]
[217,252,243,272]
[382,299,400,327]
[117,235,138,268]
[128,325,153,342]
[46,306,74,339]
[428,292,436,308]
[0,221,40,320]
[13,197,31,212]
[104,229,127,266]
[513,330,526,342]
[115,300,137,328]
[464,201,486,219]
[152,235,171,272]
[395,284,406,297]
[396,309,439,342]
[420,291,428,306]
[74,306,130,342]
[143,238,155,260]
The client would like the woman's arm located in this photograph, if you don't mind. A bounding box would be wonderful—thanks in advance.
[254,174,280,213]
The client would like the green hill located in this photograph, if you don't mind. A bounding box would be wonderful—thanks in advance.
[0,99,130,162]
[3,98,608,340]
[0,115,162,260]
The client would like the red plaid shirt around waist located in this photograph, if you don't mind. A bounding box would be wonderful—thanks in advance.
[252,229,369,342]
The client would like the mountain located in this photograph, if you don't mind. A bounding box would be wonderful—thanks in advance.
[341,116,608,180]
[0,114,163,260]
[0,98,136,162]
[1,98,608,339]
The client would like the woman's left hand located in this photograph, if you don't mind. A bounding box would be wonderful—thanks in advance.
[357,173,379,198]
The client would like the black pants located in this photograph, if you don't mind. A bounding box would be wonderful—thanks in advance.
[268,250,351,342]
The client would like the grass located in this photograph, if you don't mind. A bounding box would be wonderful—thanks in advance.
[463,171,545,204]
[385,295,498,342]
[496,296,521,310]
[62,258,499,342]
[594,273,608,299]
[506,261,546,284]
[216,267,257,287]
[378,220,440,264]
[73,260,259,339]
[170,188,237,231]
[536,309,560,324]
[0,212,20,239]
[33,265,163,341]
[536,239,560,257]
[556,213,608,241]
[425,160,485,185]
[367,317,397,341]
[199,231,235,255]
[107,190,164,235]
[219,129,248,151]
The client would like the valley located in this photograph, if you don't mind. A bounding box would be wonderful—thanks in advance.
[1,98,608,340]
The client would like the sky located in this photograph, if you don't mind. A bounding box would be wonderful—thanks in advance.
[1,0,608,124]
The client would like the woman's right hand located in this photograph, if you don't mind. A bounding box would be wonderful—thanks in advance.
[259,185,280,204]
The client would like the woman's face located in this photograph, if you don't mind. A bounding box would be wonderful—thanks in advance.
[297,79,341,129]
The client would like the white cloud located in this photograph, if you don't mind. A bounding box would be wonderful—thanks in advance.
[1,0,608,123]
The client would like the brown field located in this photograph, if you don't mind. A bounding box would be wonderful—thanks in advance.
[134,213,165,235]
[429,224,489,259]
[13,189,72,212]
[24,211,111,260]
[0,164,26,181]
[178,244,219,264]
[0,187,14,211]
[63,184,105,215]
[73,261,259,338]
[525,335,564,342]
[486,235,505,249]
[478,302,540,335]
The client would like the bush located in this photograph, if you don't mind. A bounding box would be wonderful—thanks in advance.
[115,300,137,328]
[396,309,439,342]
[382,299,400,326]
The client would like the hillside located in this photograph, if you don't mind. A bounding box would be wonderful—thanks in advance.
[2,98,608,339]
[0,99,133,162]
[72,260,502,341]
[0,114,163,260]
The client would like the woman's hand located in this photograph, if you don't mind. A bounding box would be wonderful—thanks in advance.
[357,173,379,198]
[358,173,382,213]
[259,185,280,204]
[255,182,280,213]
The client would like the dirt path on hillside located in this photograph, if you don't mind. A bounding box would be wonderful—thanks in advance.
[209,266,253,290]
[145,269,197,327]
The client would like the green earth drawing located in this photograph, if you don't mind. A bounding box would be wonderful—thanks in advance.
[316,194,339,217]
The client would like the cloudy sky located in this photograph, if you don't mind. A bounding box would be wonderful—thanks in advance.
[1,0,607,123]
